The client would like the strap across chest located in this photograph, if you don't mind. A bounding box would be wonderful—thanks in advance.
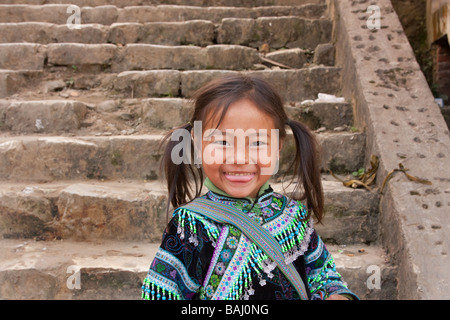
[181,198,309,300]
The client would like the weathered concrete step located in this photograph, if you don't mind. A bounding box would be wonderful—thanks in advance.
[0,16,330,50]
[0,100,89,134]
[0,135,162,182]
[0,4,327,24]
[1,67,341,101]
[217,17,331,50]
[0,180,166,242]
[0,0,325,8]
[0,177,378,244]
[0,70,43,99]
[0,43,262,72]
[0,131,364,182]
[0,98,352,135]
[0,239,396,299]
[0,21,215,47]
[327,244,397,300]
[114,68,341,101]
[0,238,156,299]
[288,176,379,245]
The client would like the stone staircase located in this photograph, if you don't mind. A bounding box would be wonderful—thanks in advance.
[0,0,398,299]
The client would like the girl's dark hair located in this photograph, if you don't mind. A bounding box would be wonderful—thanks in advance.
[160,74,324,223]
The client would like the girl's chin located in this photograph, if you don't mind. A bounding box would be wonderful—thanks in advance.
[221,183,258,199]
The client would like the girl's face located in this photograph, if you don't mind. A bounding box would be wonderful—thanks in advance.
[199,99,283,199]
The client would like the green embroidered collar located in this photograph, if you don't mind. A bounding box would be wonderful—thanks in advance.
[203,177,277,225]
[203,177,271,203]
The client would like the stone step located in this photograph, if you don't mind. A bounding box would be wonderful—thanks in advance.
[0,135,163,182]
[0,16,330,50]
[327,244,397,300]
[0,100,90,134]
[116,5,328,26]
[0,70,43,99]
[0,0,325,8]
[0,98,352,135]
[0,130,365,182]
[113,68,342,101]
[0,3,327,25]
[0,43,263,72]
[0,239,395,300]
[0,238,156,300]
[0,176,378,244]
[217,16,331,50]
[0,21,215,47]
[1,67,342,101]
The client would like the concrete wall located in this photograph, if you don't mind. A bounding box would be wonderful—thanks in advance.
[329,0,450,299]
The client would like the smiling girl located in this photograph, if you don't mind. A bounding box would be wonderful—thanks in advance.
[141,75,358,300]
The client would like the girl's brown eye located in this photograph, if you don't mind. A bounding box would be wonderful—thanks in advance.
[251,141,266,146]
[213,140,229,146]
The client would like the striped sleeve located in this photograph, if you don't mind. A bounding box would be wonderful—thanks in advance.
[304,230,359,300]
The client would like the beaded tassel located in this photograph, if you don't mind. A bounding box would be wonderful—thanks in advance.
[249,244,275,282]
[141,281,181,300]
[176,209,186,240]
[141,279,150,300]
[224,260,256,300]
[174,209,220,247]
[187,214,199,246]
[271,210,313,264]
[243,267,254,300]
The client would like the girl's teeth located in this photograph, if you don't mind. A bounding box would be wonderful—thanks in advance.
[227,173,253,176]
[224,172,255,183]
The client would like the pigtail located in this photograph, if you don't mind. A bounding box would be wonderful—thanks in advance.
[159,122,203,223]
[286,119,324,223]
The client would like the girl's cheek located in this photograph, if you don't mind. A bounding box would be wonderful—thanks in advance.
[202,144,226,166]
[248,147,270,166]
[258,146,281,176]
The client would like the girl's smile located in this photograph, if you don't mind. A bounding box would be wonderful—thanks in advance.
[223,171,256,183]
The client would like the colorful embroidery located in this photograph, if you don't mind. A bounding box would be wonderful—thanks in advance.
[201,226,243,299]
[203,225,229,289]
[141,248,203,300]
[142,188,358,300]
[195,193,312,300]
[174,208,220,247]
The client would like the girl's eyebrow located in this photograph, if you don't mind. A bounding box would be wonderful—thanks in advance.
[216,130,272,137]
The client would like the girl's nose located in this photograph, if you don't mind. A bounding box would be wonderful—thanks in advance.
[224,138,250,165]
[234,144,249,164]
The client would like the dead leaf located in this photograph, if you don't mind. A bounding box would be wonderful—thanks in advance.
[259,43,270,54]
[380,163,432,194]
[330,155,378,191]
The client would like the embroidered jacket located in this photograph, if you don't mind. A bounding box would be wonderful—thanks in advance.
[142,184,358,300]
